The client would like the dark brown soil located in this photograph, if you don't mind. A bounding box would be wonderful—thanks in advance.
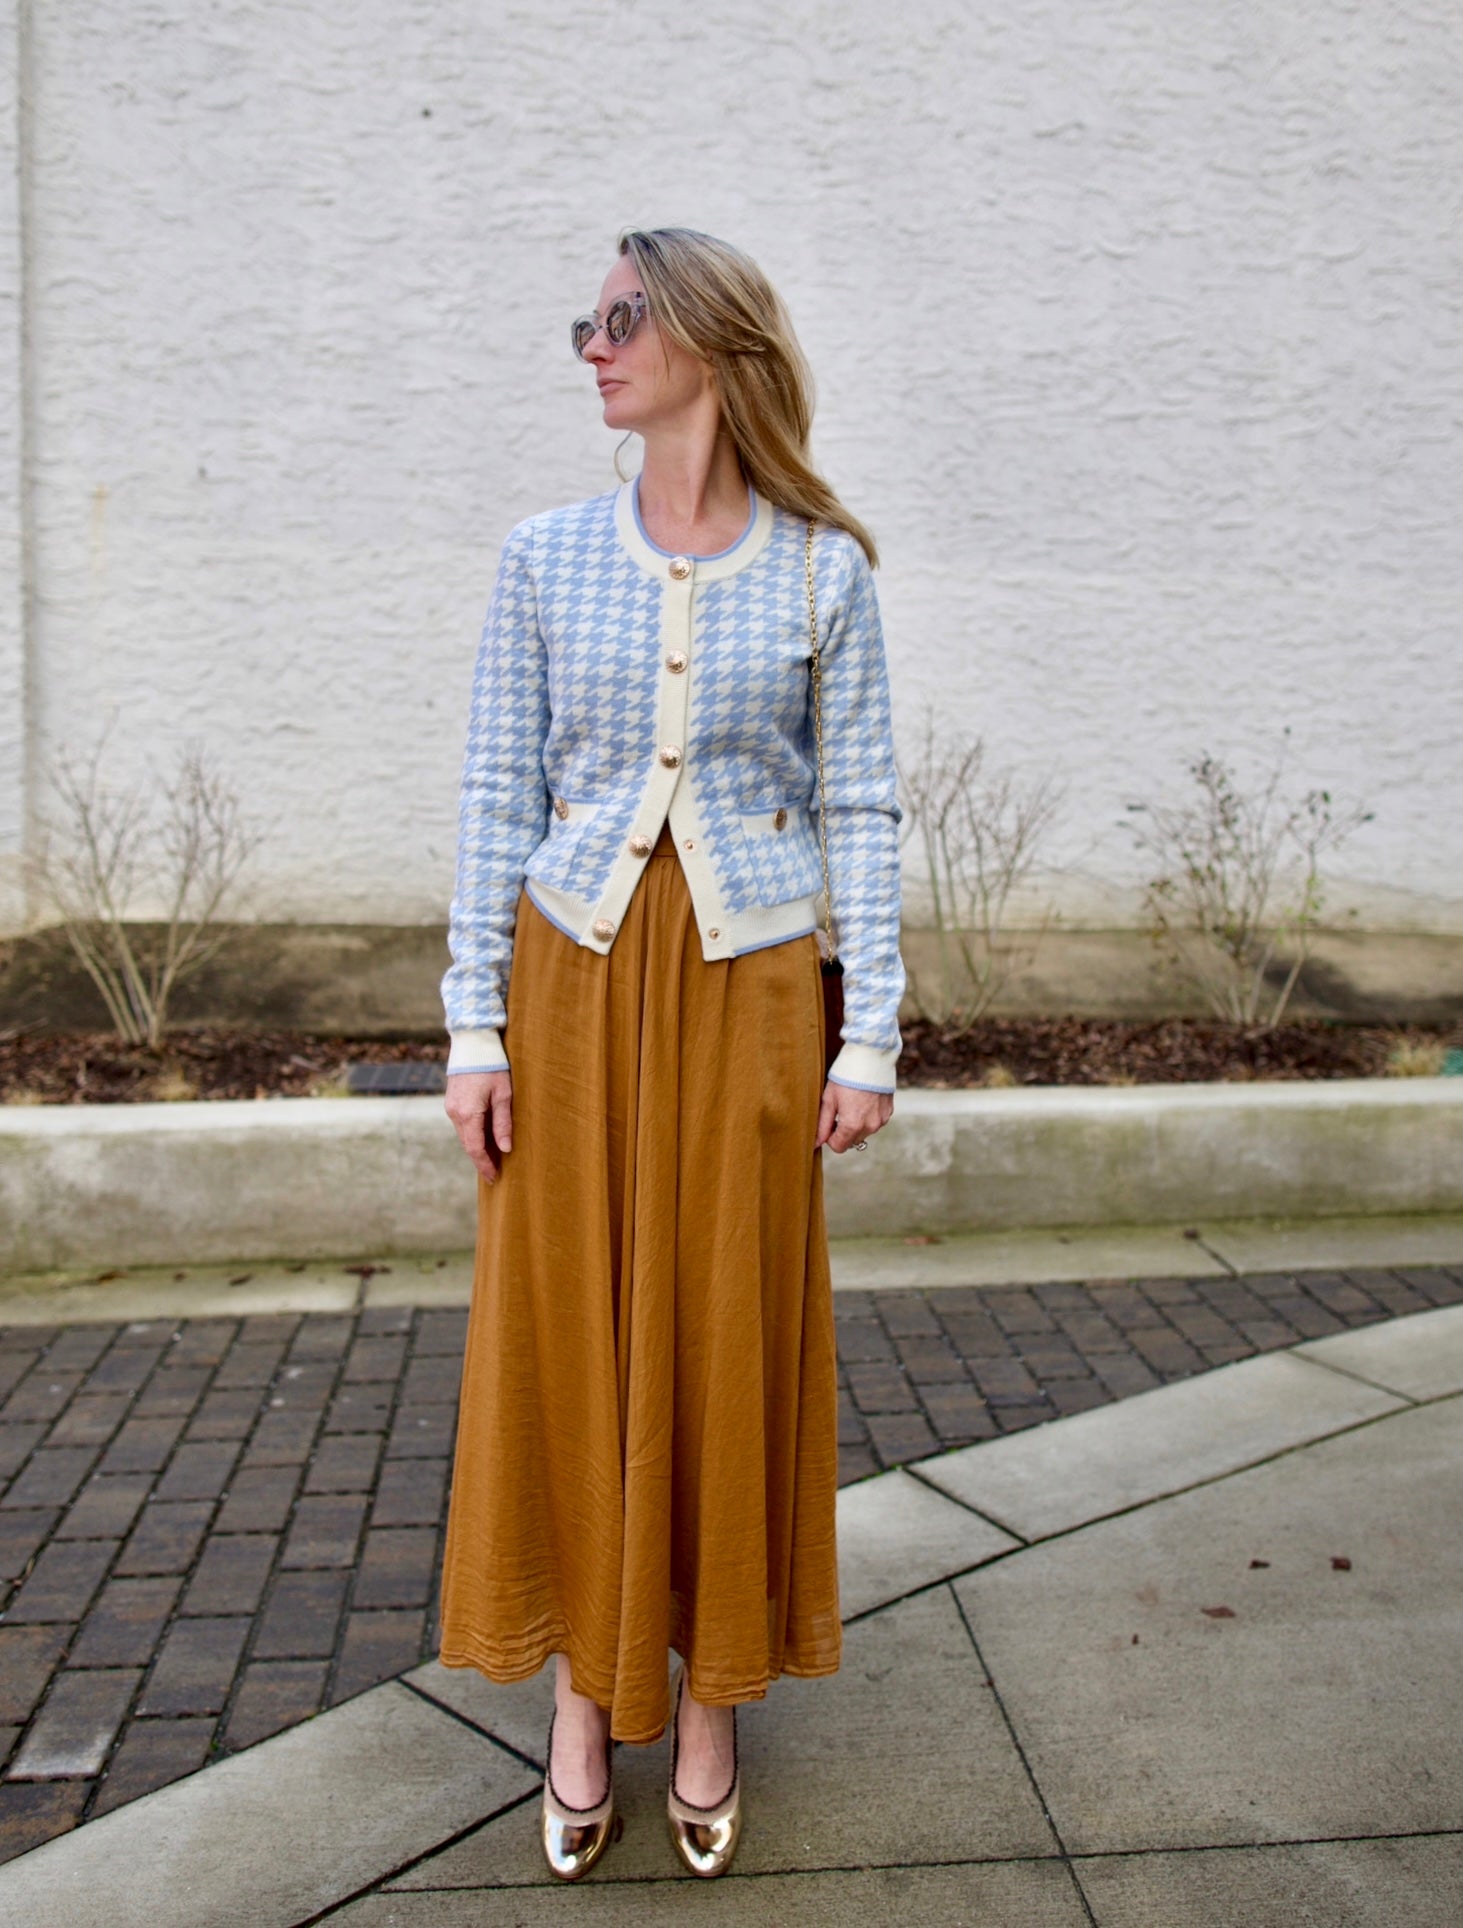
[0,1028,448,1105]
[897,1016,1461,1088]
[1,1017,1459,1104]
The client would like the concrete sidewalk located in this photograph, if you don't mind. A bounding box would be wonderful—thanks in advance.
[1,1299,1460,1924]
[4,1209,1463,1324]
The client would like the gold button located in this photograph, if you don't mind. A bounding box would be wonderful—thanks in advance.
[629,833,652,857]
[668,557,692,580]
[773,807,788,830]
[553,796,569,820]
[665,650,688,673]
[683,838,695,851]
[659,745,682,768]
[708,926,721,940]
[592,917,615,941]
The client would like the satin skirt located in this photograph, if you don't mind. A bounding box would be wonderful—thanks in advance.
[437,817,842,1743]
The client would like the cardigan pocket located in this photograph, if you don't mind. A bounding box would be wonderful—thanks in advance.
[524,799,600,897]
[738,803,821,909]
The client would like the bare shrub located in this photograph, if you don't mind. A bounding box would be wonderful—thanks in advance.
[29,725,264,1048]
[896,706,1062,1034]
[1126,735,1372,1030]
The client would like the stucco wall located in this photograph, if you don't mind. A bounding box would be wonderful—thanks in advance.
[0,0,25,931]
[4,0,1461,942]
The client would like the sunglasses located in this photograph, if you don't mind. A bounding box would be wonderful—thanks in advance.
[570,294,648,361]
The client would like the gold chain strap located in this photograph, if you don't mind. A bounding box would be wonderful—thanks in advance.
[805,518,836,961]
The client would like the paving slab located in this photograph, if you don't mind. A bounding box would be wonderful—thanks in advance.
[1201,1212,1463,1275]
[392,1589,1056,1891]
[404,1659,552,1765]
[1075,1833,1463,1928]
[828,1223,1228,1290]
[1296,1302,1463,1402]
[918,1351,1404,1540]
[364,1259,476,1309]
[0,1254,476,1328]
[336,1856,1090,1925]
[4,1220,1461,1325]
[955,1398,1463,1856]
[0,1680,538,1928]
[835,1466,1019,1615]
[0,1262,360,1326]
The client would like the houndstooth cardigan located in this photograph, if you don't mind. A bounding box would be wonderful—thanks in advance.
[441,478,905,1092]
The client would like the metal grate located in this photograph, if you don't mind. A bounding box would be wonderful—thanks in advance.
[344,1061,447,1096]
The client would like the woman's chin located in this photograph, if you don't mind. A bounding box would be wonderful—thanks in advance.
[600,400,637,433]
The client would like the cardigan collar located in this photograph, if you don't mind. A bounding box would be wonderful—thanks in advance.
[614,477,775,583]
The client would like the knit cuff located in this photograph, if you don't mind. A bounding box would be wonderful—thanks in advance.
[826,1039,899,1094]
[446,1028,510,1075]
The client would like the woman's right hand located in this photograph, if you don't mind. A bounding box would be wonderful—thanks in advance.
[445,1070,514,1183]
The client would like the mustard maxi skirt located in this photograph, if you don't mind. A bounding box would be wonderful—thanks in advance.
[437,817,842,1744]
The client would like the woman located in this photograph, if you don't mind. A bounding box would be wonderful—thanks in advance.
[438,226,904,1881]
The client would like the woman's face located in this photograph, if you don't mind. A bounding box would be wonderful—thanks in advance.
[580,256,715,435]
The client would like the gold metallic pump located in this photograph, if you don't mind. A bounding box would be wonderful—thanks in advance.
[666,1662,742,1878]
[541,1709,622,1881]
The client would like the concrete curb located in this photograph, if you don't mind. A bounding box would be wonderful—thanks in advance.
[2,1078,1461,1272]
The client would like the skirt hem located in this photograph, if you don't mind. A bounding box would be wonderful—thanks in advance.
[435,1633,842,1743]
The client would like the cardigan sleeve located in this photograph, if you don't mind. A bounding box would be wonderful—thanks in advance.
[440,520,550,1074]
[814,536,906,1093]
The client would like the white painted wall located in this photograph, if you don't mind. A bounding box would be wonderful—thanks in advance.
[5,0,1461,939]
[0,0,26,930]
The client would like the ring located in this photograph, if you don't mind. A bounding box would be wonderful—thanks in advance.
[853,1140,868,1150]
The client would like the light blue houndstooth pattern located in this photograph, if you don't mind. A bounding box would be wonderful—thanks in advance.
[441,487,905,1064]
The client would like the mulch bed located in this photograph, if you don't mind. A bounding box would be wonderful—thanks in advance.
[1,1017,1459,1104]
[0,1030,444,1105]
[897,1016,1461,1088]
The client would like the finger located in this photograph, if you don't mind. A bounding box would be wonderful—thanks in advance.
[490,1084,514,1156]
[828,1099,878,1153]
[457,1105,492,1177]
[814,1081,839,1149]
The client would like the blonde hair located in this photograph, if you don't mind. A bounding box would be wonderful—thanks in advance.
[618,227,878,567]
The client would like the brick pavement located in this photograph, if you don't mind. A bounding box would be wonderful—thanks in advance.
[0,1290,464,1865]
[2,1256,1460,1866]
[832,1261,1463,1478]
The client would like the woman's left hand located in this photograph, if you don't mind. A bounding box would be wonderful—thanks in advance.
[815,1081,893,1154]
